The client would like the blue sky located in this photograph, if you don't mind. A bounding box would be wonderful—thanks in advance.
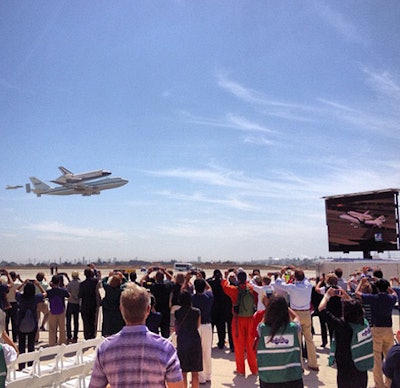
[1,1,400,263]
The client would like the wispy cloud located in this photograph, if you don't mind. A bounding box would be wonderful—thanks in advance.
[215,72,400,140]
[24,221,127,242]
[216,72,314,112]
[363,68,400,101]
[146,164,323,200]
[181,111,275,134]
[314,2,366,45]
[156,190,255,211]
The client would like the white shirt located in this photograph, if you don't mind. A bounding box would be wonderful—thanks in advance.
[273,278,312,310]
[250,279,273,311]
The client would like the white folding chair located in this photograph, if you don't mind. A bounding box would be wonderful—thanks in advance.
[6,374,33,388]
[58,342,84,369]
[80,337,104,363]
[31,371,61,388]
[58,363,85,388]
[35,345,63,376]
[7,350,38,381]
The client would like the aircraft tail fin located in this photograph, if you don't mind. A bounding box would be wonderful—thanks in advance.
[29,177,51,191]
[58,166,72,175]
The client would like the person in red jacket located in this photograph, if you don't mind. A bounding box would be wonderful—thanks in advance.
[222,270,257,376]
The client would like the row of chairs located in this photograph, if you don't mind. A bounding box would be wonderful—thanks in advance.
[6,337,104,388]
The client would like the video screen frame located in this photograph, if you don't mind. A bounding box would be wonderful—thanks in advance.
[324,189,399,253]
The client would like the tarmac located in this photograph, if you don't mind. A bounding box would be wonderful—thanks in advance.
[20,267,398,387]
[34,308,399,388]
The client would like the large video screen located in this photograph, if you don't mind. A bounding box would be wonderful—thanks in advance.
[325,190,399,253]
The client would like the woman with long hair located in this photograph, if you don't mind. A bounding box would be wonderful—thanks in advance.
[175,291,202,388]
[319,288,371,388]
[256,294,303,388]
[16,280,46,368]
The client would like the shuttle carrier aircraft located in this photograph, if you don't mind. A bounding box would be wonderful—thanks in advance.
[26,176,128,197]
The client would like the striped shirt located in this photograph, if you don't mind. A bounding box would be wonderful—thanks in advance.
[89,325,182,388]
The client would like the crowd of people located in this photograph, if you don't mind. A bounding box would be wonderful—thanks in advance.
[0,264,399,388]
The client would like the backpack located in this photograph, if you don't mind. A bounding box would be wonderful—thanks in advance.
[234,285,255,317]
[348,319,374,372]
[19,308,36,333]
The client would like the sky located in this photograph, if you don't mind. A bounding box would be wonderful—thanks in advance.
[1,1,400,264]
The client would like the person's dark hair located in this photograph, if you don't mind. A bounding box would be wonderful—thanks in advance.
[237,271,247,284]
[213,269,222,279]
[375,278,390,293]
[51,275,61,285]
[129,271,137,282]
[84,268,93,278]
[178,291,192,309]
[194,278,206,293]
[22,282,36,298]
[36,272,45,282]
[294,269,305,281]
[343,299,364,324]
[264,295,290,342]
[155,271,164,283]
[334,268,343,278]
[373,269,383,279]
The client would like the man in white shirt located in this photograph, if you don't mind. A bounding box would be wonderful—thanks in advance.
[273,267,319,372]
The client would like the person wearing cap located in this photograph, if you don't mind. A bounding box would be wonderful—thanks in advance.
[66,271,81,344]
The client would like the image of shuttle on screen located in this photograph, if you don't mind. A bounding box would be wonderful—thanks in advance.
[324,189,400,254]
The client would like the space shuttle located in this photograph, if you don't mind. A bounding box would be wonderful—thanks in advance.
[51,166,112,185]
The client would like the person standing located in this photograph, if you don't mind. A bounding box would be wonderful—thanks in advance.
[66,271,81,344]
[15,280,45,368]
[89,283,183,388]
[319,288,372,388]
[257,295,303,388]
[273,267,319,372]
[175,291,202,388]
[192,277,213,384]
[46,275,70,346]
[79,267,101,340]
[222,270,258,376]
[383,330,400,388]
[144,267,173,338]
[101,271,126,337]
[356,278,397,388]
[34,272,49,332]
[6,271,22,342]
[207,269,233,351]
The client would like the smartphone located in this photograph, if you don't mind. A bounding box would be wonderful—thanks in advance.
[334,289,340,296]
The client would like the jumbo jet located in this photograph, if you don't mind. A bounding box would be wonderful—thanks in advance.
[51,166,112,185]
[26,176,128,197]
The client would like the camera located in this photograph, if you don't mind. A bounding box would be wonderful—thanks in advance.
[333,289,340,296]
[190,270,197,275]
[153,267,159,271]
